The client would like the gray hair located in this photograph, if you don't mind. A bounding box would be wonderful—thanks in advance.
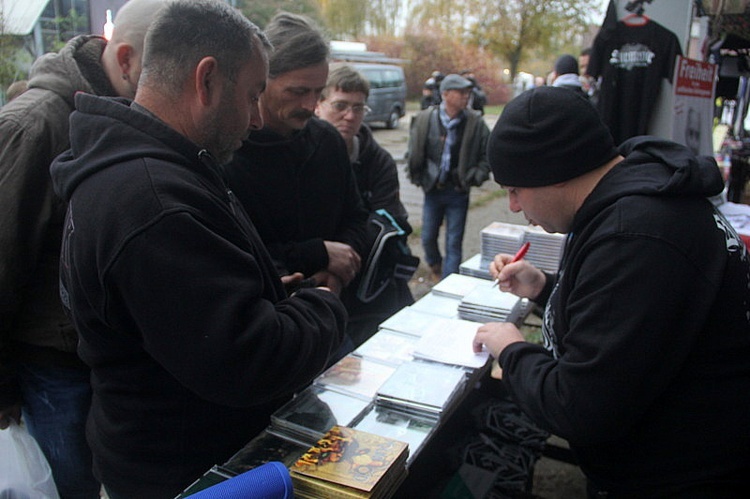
[322,64,370,99]
[264,11,329,79]
[140,0,271,94]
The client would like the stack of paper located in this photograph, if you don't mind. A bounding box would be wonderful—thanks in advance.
[412,317,489,369]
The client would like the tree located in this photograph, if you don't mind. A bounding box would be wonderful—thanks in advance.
[466,0,600,79]
[0,10,31,101]
[237,0,322,29]
[319,0,367,38]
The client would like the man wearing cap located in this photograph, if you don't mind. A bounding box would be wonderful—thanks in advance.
[473,86,750,495]
[407,73,490,281]
[550,54,587,98]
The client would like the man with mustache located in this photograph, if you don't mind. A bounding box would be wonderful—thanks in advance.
[225,12,368,352]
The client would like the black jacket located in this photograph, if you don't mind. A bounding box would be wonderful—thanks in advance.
[50,94,347,497]
[499,137,750,494]
[225,118,369,278]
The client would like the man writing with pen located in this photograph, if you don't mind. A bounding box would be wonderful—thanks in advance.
[472,87,750,496]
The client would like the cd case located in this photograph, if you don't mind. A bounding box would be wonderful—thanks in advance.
[315,354,397,401]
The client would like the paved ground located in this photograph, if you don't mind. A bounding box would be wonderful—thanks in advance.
[371,114,588,498]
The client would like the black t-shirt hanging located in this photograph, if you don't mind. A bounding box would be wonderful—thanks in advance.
[589,20,682,145]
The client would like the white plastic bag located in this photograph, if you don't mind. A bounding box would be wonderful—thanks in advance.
[0,420,59,499]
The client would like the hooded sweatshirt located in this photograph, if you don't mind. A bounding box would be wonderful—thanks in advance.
[498,137,750,495]
[50,93,347,497]
[224,118,369,278]
[0,35,115,407]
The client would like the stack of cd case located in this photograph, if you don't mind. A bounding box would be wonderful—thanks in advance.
[459,253,493,280]
[431,273,493,300]
[457,286,525,324]
[269,385,372,445]
[314,354,397,402]
[223,429,309,474]
[480,221,565,273]
[352,404,438,466]
[375,360,468,419]
[353,328,417,365]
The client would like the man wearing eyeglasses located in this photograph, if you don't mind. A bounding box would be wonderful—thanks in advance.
[224,13,368,355]
[315,64,416,346]
[407,73,491,282]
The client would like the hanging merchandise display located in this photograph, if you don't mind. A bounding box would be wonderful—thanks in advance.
[588,0,684,145]
[671,56,718,156]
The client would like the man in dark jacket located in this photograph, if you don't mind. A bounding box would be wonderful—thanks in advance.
[49,1,346,496]
[315,64,416,346]
[0,1,164,496]
[550,54,587,98]
[474,86,750,495]
[407,73,490,281]
[224,13,369,350]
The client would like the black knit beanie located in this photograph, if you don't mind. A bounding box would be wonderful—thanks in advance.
[488,86,619,187]
[554,54,579,75]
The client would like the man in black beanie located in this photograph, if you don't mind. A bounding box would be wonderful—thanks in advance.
[550,53,587,97]
[473,86,750,496]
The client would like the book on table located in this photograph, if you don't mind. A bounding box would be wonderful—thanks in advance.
[290,425,409,499]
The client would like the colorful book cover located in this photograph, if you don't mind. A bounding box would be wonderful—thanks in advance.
[290,425,408,493]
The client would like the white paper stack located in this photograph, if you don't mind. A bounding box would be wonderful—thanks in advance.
[412,317,489,369]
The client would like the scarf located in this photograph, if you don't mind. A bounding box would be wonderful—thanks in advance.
[438,105,465,184]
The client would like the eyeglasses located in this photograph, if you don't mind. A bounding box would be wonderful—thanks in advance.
[326,100,371,115]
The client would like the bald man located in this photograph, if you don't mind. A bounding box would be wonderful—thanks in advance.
[0,1,166,496]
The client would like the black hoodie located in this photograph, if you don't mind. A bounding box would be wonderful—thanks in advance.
[51,93,347,497]
[498,137,750,494]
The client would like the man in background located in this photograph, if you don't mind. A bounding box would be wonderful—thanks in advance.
[315,64,416,346]
[407,73,490,281]
[225,12,369,346]
[0,1,165,496]
[550,54,587,98]
[49,1,346,495]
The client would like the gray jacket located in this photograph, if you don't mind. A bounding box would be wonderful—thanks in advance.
[0,35,115,407]
[406,106,490,193]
